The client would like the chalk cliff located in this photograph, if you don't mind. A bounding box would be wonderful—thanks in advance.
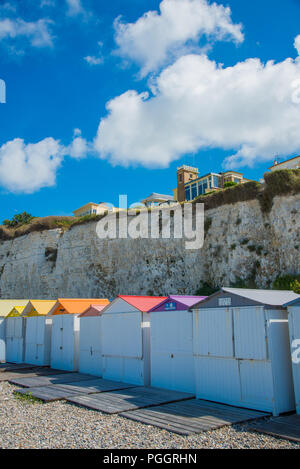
[0,194,299,298]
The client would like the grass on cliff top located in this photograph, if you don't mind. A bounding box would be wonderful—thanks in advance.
[0,213,107,241]
[0,169,299,241]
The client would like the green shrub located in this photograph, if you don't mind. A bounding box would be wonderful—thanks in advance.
[273,275,300,293]
[195,283,219,297]
[194,181,260,210]
[224,182,238,189]
[3,212,35,227]
[259,169,300,213]
[14,391,42,403]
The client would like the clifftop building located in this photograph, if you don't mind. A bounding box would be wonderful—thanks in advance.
[269,155,300,172]
[176,165,252,203]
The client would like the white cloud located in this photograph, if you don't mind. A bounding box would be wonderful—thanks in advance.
[84,41,104,65]
[40,0,56,8]
[94,37,300,169]
[295,35,300,56]
[84,55,103,65]
[0,2,17,14]
[0,129,94,193]
[0,138,65,193]
[68,129,90,158]
[0,17,54,48]
[66,0,84,16]
[114,0,244,77]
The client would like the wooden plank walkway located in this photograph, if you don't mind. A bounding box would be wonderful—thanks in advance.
[15,379,137,402]
[67,387,194,414]
[249,414,300,443]
[9,372,96,388]
[0,363,38,373]
[121,399,269,436]
[0,368,68,382]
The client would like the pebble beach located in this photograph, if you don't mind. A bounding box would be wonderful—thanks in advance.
[0,382,299,450]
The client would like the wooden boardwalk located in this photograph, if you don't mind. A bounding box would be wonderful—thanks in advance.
[0,368,66,382]
[9,372,96,388]
[16,379,136,402]
[121,399,268,436]
[249,414,300,443]
[67,387,194,414]
[0,363,38,373]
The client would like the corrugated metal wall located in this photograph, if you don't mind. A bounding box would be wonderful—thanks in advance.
[288,306,300,414]
[150,310,195,393]
[101,311,146,385]
[25,317,52,366]
[193,306,295,415]
[50,315,79,371]
[79,317,103,377]
[5,318,26,364]
[0,318,5,362]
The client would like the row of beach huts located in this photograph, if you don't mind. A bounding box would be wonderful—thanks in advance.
[0,288,300,417]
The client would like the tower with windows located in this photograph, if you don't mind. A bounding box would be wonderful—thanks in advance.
[176,165,199,202]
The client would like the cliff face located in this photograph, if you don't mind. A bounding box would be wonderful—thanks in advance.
[0,194,299,299]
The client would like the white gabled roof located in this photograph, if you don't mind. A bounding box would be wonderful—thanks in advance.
[223,288,300,307]
[283,297,300,307]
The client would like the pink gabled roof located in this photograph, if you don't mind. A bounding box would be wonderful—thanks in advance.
[118,295,168,313]
[79,304,107,318]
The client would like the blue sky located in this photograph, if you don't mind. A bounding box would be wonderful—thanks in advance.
[0,0,300,221]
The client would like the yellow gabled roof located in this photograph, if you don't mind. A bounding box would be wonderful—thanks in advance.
[0,300,29,317]
[22,300,57,317]
[7,306,26,317]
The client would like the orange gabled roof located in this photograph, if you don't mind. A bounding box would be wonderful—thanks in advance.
[118,295,168,313]
[50,298,110,316]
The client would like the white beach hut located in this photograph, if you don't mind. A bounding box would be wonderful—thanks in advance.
[49,299,109,372]
[6,307,27,364]
[101,296,167,386]
[0,300,28,363]
[78,305,109,377]
[192,288,300,416]
[149,295,206,393]
[22,300,56,366]
[285,297,300,414]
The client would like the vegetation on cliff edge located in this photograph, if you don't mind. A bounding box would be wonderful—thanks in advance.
[0,169,299,241]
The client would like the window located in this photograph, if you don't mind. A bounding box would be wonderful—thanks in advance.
[234,178,241,184]
[185,187,191,201]
[191,184,198,199]
[198,181,204,195]
[197,178,209,195]
[212,176,220,188]
[179,174,183,182]
[218,297,232,307]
